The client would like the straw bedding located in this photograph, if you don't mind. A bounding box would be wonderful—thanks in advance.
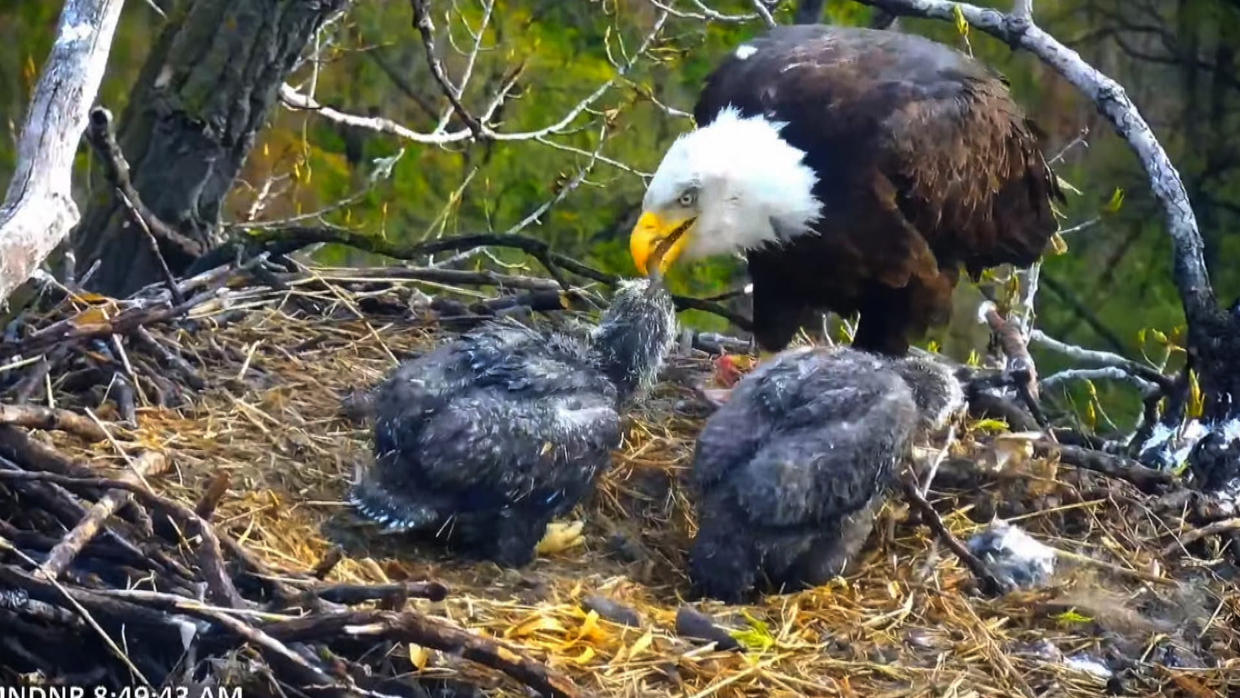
[5,268,1239,697]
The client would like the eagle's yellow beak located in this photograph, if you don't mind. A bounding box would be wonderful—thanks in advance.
[630,211,693,276]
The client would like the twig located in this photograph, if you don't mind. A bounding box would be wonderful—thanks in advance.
[40,451,169,579]
[0,405,109,442]
[194,471,231,520]
[410,0,484,138]
[1030,329,1173,391]
[921,424,957,496]
[263,610,581,698]
[901,478,1009,595]
[1033,439,1174,493]
[1161,517,1240,558]
[83,107,203,261]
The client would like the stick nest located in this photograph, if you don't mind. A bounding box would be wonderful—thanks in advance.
[1,264,1238,697]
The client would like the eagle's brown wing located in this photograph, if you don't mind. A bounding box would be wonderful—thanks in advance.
[695,25,1061,353]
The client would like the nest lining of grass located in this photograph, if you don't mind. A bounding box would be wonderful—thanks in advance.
[4,266,1239,698]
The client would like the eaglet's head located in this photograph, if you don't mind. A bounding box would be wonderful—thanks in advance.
[631,106,822,275]
[591,278,678,402]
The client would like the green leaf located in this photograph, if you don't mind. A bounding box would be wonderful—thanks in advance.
[1102,187,1125,214]
[1056,176,1084,196]
[970,418,1010,433]
[952,4,969,37]
[1053,609,1094,624]
[728,611,775,652]
[1048,232,1069,255]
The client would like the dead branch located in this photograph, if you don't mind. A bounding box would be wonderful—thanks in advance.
[0,469,245,608]
[1034,439,1174,493]
[0,404,109,442]
[40,451,168,580]
[1030,329,1173,391]
[194,471,231,520]
[83,106,203,261]
[293,580,449,605]
[0,0,125,303]
[263,609,581,698]
[232,228,754,329]
[1161,517,1240,557]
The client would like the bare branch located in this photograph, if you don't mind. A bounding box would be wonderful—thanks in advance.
[749,0,777,27]
[647,0,760,23]
[410,0,484,138]
[0,0,126,303]
[1040,367,1159,395]
[1029,329,1173,391]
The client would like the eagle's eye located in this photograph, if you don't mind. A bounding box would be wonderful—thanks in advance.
[678,190,697,207]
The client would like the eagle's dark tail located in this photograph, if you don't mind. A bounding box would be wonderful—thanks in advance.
[348,458,442,532]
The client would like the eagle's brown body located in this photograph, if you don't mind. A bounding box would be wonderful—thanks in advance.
[696,26,1062,354]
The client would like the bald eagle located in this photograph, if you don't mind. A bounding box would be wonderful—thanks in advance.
[689,347,963,601]
[631,25,1062,354]
[350,278,677,567]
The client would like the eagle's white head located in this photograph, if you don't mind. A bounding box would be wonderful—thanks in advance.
[631,106,822,274]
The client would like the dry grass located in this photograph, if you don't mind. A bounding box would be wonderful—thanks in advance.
[35,275,1240,698]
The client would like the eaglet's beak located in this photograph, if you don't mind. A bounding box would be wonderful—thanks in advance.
[630,212,694,276]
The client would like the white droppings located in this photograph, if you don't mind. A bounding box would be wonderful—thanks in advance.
[1221,418,1240,444]
[1063,654,1113,679]
[975,300,996,324]
[734,44,758,60]
[967,520,1056,589]
[1139,419,1209,470]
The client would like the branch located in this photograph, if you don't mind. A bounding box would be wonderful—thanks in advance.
[410,0,484,138]
[1040,367,1159,395]
[857,0,1217,329]
[749,0,777,27]
[263,610,581,698]
[1029,329,1173,391]
[1033,439,1174,493]
[40,451,168,580]
[1161,517,1240,557]
[0,0,126,303]
[83,107,204,260]
[0,405,109,442]
[236,227,755,330]
[900,478,1009,595]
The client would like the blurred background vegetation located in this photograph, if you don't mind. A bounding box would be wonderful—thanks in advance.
[1,0,1238,431]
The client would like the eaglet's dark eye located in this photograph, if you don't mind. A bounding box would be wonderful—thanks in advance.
[678,190,697,207]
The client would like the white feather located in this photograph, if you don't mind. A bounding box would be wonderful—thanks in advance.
[644,106,821,258]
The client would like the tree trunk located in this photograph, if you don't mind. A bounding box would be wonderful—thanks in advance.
[0,0,125,304]
[73,0,348,296]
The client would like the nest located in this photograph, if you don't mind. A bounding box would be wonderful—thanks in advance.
[0,261,1238,697]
